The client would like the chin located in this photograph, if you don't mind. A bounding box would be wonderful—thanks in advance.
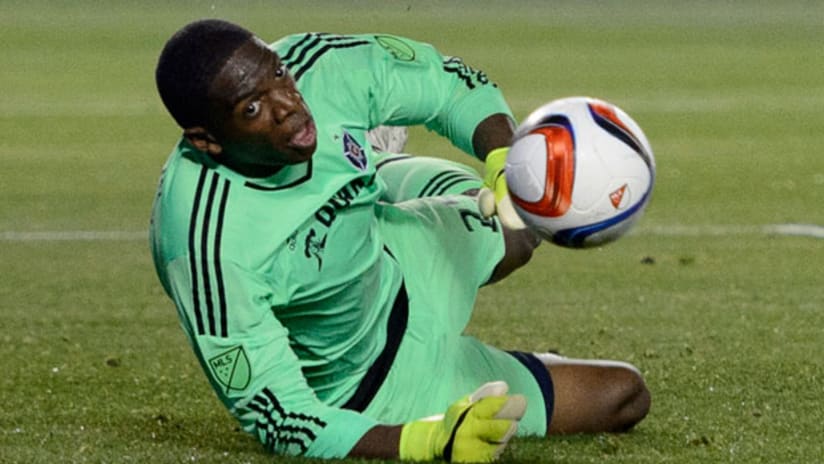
[284,144,316,164]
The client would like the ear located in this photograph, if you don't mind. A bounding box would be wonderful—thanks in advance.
[184,127,223,156]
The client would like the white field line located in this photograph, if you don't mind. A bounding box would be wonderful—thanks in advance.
[0,231,147,241]
[635,224,824,239]
[0,224,822,242]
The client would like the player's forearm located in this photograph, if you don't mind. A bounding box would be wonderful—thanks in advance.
[472,113,516,160]
[348,424,402,459]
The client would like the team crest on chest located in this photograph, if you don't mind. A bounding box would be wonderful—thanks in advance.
[342,130,367,170]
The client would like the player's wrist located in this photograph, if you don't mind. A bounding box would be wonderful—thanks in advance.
[478,147,527,229]
[399,419,440,461]
[482,147,509,193]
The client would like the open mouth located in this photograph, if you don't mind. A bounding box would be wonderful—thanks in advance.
[289,119,317,149]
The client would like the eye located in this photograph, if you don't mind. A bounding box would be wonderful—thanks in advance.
[274,64,286,78]
[243,100,262,118]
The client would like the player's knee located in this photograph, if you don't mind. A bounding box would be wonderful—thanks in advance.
[609,364,651,432]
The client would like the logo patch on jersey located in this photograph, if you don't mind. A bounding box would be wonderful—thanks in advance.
[375,35,416,61]
[304,228,327,270]
[208,345,251,393]
[342,130,367,170]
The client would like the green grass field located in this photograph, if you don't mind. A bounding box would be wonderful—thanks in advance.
[2,1,822,462]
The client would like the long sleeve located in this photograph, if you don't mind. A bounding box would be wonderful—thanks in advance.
[162,256,378,458]
[274,32,514,158]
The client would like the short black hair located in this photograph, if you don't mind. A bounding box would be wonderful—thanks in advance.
[155,19,253,129]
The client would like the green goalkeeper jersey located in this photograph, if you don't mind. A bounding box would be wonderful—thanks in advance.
[150,32,513,458]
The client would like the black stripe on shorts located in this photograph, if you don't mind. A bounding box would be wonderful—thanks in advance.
[342,275,408,412]
[507,350,555,431]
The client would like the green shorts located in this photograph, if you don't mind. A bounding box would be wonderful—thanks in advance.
[350,158,553,436]
[373,151,484,202]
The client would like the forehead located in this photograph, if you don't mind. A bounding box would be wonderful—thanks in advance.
[208,37,278,105]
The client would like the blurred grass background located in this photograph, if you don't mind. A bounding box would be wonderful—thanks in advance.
[1,1,822,462]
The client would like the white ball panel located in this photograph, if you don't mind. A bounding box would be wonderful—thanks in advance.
[506,134,548,203]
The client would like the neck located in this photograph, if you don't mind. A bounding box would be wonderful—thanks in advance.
[217,154,285,178]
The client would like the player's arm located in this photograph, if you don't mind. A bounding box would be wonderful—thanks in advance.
[164,258,376,458]
[165,258,524,461]
[360,35,526,229]
[473,113,539,281]
[352,382,527,462]
[472,113,515,161]
[319,33,513,158]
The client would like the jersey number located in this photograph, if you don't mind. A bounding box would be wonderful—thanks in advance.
[459,208,499,233]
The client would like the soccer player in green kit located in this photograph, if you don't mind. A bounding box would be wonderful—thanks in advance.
[151,19,650,462]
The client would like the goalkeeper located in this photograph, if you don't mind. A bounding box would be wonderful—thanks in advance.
[151,19,650,461]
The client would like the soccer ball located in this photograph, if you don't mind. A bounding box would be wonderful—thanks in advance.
[505,96,655,248]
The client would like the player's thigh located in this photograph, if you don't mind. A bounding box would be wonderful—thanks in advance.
[451,338,553,437]
[377,195,504,328]
[373,152,482,203]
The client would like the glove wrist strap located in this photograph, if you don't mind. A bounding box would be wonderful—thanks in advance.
[399,420,439,461]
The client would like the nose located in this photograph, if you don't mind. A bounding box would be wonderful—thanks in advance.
[270,87,301,124]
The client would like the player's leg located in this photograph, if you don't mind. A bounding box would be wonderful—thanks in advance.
[536,353,651,434]
[373,150,541,281]
[489,225,541,284]
[373,151,483,203]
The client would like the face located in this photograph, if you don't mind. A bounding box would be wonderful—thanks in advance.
[206,37,317,174]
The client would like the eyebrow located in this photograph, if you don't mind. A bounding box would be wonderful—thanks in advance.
[230,54,284,107]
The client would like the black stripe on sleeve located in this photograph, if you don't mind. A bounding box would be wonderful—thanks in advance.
[188,167,209,335]
[291,40,371,81]
[259,388,327,427]
[200,173,220,336]
[282,35,324,70]
[279,33,315,64]
[214,178,231,338]
[248,388,327,454]
[281,33,357,66]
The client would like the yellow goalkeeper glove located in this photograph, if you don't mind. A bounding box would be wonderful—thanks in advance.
[477,148,527,230]
[399,381,527,463]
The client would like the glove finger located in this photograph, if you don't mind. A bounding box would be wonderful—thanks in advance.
[474,417,520,445]
[492,171,509,204]
[468,395,511,420]
[449,422,514,463]
[469,381,509,403]
[496,195,528,230]
[477,188,497,219]
[493,394,527,421]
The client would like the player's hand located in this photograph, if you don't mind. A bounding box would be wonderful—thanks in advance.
[477,147,527,230]
[399,381,527,462]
